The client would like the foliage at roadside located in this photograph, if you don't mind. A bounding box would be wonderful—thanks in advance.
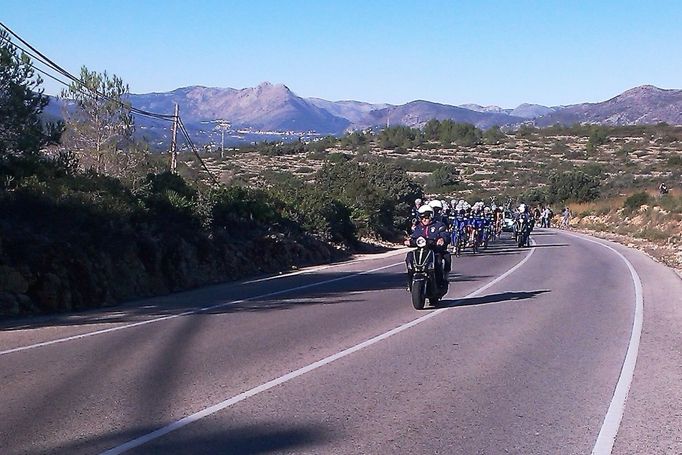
[0,155,357,316]
[315,158,423,238]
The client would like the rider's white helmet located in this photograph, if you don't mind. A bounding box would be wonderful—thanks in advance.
[415,198,422,206]
[518,204,526,213]
[417,205,434,216]
[429,200,443,210]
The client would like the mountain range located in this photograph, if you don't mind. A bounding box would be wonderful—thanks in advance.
[46,83,682,145]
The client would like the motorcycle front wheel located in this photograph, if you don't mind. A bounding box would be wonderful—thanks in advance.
[411,280,426,310]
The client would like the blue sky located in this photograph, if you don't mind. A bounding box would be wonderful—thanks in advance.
[3,0,681,107]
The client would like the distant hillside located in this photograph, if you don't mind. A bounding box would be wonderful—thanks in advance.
[365,100,525,130]
[510,103,556,119]
[307,98,392,125]
[43,83,682,147]
[535,85,682,126]
[459,103,512,115]
[129,83,350,134]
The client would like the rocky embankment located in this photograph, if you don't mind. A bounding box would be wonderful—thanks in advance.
[571,202,682,272]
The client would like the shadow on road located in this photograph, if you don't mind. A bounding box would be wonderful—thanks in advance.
[437,290,551,309]
[47,421,334,455]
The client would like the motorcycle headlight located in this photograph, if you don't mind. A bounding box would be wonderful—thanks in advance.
[416,237,427,248]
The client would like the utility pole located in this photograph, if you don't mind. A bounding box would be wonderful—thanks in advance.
[216,120,231,159]
[170,103,179,173]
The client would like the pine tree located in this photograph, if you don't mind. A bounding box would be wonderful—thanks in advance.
[60,66,134,170]
[0,30,58,156]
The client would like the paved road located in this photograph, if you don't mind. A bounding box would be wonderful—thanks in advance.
[0,229,680,454]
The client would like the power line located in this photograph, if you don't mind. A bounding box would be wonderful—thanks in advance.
[0,21,219,182]
[0,32,174,124]
[0,22,175,121]
[0,46,173,125]
[177,117,219,185]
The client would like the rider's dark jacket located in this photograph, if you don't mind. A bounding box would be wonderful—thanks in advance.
[409,220,450,251]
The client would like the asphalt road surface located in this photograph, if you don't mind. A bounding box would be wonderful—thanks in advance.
[1,229,680,454]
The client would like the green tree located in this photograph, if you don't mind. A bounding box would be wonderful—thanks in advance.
[547,170,600,203]
[483,125,506,145]
[423,119,441,141]
[0,30,61,156]
[430,120,482,146]
[515,124,537,139]
[316,160,422,238]
[339,131,368,149]
[586,126,609,153]
[378,125,422,149]
[61,66,134,169]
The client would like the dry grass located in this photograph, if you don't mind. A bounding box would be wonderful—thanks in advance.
[571,191,682,271]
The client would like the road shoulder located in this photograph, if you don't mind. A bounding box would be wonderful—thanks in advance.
[566,231,682,454]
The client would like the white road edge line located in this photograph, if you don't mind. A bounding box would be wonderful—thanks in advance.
[562,232,644,455]
[0,262,403,356]
[100,243,536,455]
[242,248,408,284]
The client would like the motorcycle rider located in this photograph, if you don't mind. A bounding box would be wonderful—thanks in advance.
[516,203,532,245]
[429,199,449,229]
[404,204,451,288]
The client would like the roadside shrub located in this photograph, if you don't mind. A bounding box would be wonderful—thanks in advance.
[521,187,549,205]
[210,186,281,230]
[315,160,422,238]
[426,165,460,191]
[623,191,651,212]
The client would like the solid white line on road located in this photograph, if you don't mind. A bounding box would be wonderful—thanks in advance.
[242,248,409,284]
[0,262,403,357]
[560,233,644,455]
[100,243,536,455]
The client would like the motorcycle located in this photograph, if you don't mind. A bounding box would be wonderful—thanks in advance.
[515,217,531,248]
[406,237,449,310]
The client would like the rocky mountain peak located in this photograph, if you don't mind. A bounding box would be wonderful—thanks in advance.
[613,85,669,102]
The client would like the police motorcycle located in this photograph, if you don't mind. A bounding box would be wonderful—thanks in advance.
[405,205,449,310]
[514,204,532,248]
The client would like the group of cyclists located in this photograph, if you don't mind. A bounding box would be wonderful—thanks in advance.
[404,197,550,288]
